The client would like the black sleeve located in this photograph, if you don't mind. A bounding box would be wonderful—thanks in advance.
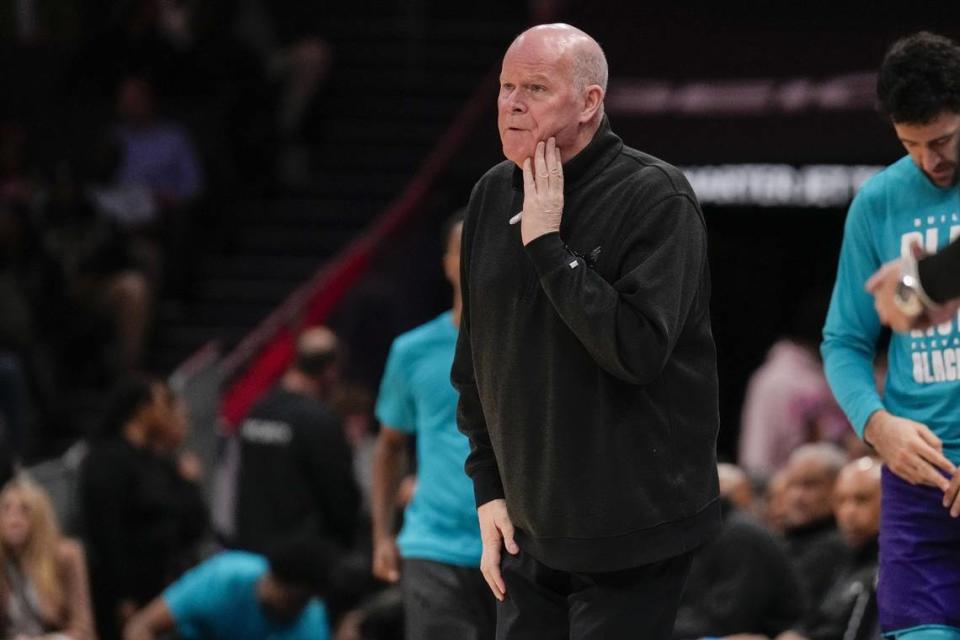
[169,469,210,546]
[451,190,505,508]
[80,451,134,601]
[304,411,361,548]
[919,237,960,303]
[673,522,803,639]
[524,193,707,385]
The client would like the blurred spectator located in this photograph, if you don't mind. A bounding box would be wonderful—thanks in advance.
[673,464,803,640]
[109,74,203,299]
[332,383,378,515]
[781,444,850,615]
[113,75,202,209]
[718,462,756,514]
[124,535,335,640]
[763,469,791,534]
[0,476,94,639]
[147,391,210,581]
[739,340,849,477]
[79,375,206,640]
[231,327,360,554]
[778,457,881,640]
[233,1,333,185]
[42,202,151,380]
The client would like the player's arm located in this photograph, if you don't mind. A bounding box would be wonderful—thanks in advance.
[370,425,409,583]
[123,597,174,640]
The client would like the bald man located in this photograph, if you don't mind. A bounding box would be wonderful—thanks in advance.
[232,327,360,554]
[778,457,881,640]
[452,24,720,638]
[780,444,851,614]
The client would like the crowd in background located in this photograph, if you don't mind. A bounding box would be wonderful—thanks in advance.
[0,320,886,639]
[0,0,337,467]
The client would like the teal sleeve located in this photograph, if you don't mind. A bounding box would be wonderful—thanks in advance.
[163,556,225,639]
[375,341,417,433]
[821,192,886,438]
[292,601,331,640]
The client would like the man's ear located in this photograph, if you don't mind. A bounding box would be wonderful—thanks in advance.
[579,85,604,123]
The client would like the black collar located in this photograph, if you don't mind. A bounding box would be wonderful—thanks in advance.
[511,115,623,192]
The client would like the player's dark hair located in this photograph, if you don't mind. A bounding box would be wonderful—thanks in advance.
[97,374,160,438]
[266,535,336,595]
[877,31,960,123]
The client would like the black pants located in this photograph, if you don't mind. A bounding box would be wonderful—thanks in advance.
[403,558,497,640]
[497,547,693,640]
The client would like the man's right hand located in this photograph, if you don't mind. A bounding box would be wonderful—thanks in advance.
[372,535,401,583]
[477,498,519,602]
[865,410,955,490]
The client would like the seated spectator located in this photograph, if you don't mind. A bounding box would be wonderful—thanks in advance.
[124,535,334,640]
[110,74,203,298]
[232,1,333,186]
[778,456,881,640]
[0,476,95,639]
[763,469,790,533]
[79,375,206,640]
[781,444,851,614]
[718,462,756,514]
[673,464,803,639]
[739,340,849,476]
[113,75,203,208]
[231,327,360,555]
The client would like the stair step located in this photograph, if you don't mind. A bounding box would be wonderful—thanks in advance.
[194,278,300,304]
[234,225,358,254]
[230,198,382,225]
[322,119,446,145]
[199,255,322,280]
[318,96,464,121]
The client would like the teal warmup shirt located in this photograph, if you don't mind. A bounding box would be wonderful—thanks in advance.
[164,552,331,640]
[375,311,482,567]
[822,156,960,461]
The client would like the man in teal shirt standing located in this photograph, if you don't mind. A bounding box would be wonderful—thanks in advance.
[822,31,960,640]
[370,210,494,639]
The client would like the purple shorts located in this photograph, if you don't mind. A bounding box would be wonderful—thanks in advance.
[878,467,960,633]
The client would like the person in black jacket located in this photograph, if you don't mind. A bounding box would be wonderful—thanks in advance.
[780,444,851,616]
[780,456,881,640]
[80,375,204,640]
[673,466,803,639]
[232,326,360,555]
[451,23,720,639]
[866,237,960,332]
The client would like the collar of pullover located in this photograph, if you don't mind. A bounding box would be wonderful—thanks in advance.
[512,115,624,193]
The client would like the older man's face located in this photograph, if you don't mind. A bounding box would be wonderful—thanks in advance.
[497,38,583,166]
[783,457,836,528]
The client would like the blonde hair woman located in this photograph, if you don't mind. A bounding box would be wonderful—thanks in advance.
[1,476,95,640]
